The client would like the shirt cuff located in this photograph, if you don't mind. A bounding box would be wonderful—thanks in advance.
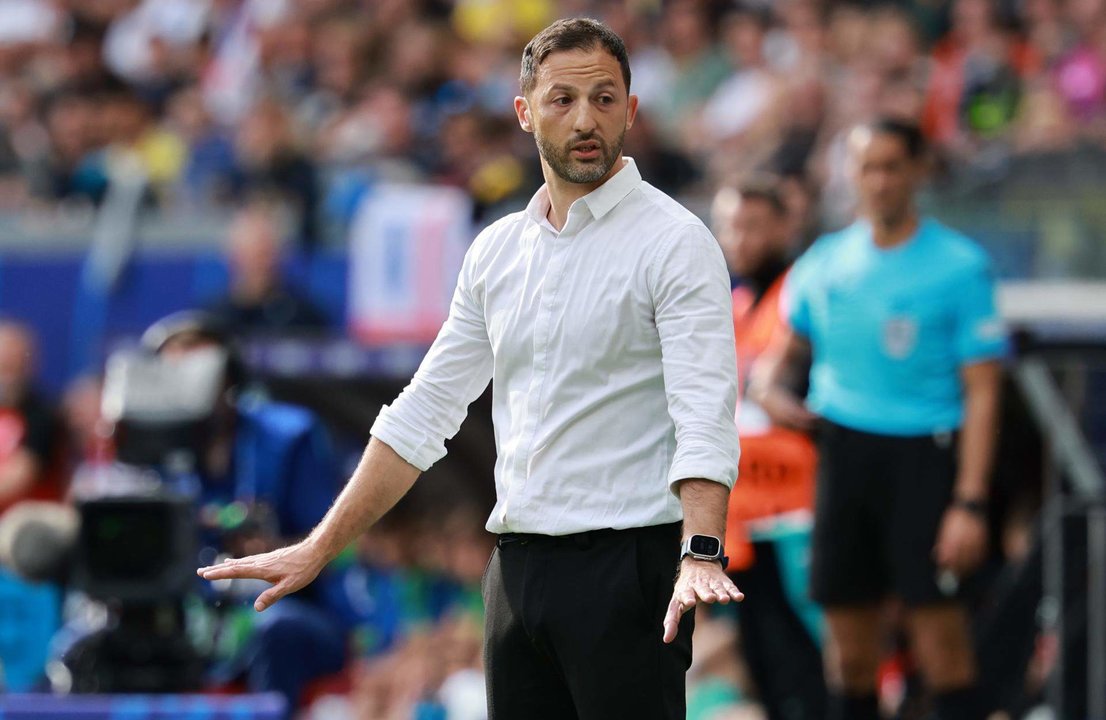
[667,442,740,495]
[369,405,445,472]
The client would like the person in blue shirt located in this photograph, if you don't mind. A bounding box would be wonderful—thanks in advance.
[752,119,1005,720]
[142,311,346,716]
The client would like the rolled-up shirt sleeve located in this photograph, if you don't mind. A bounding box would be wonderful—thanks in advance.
[369,236,494,472]
[649,223,741,492]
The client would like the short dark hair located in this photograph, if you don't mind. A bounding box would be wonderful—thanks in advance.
[738,175,787,216]
[868,117,926,159]
[520,18,631,96]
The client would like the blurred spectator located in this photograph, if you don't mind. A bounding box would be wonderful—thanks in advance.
[713,178,826,720]
[0,0,64,47]
[26,92,104,204]
[298,13,372,131]
[762,0,829,180]
[97,81,188,201]
[167,84,239,206]
[1052,0,1106,131]
[231,98,320,248]
[317,82,425,175]
[622,110,703,197]
[201,0,293,125]
[436,109,535,219]
[697,6,779,159]
[0,0,1101,247]
[0,320,62,516]
[204,204,329,335]
[867,8,923,77]
[102,0,209,113]
[652,0,732,141]
[922,0,1038,156]
[451,0,554,46]
[0,80,42,208]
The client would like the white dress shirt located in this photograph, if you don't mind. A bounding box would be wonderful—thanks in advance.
[370,158,740,534]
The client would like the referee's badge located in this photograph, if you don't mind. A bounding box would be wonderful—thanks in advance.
[883,315,918,358]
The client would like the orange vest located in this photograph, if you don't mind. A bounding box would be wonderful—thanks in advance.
[726,274,816,571]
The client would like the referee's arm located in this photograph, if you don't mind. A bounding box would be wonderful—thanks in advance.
[933,359,1001,576]
[935,255,1005,576]
[954,360,1001,504]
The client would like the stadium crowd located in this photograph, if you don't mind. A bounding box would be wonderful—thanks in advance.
[1,0,1104,242]
[0,0,1098,718]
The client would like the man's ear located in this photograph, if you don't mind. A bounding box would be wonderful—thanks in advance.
[514,96,533,133]
[625,94,639,131]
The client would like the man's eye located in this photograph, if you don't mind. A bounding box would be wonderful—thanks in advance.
[554,97,571,106]
[597,96,614,104]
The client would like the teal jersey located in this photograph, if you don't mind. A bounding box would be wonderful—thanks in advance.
[784,217,1006,436]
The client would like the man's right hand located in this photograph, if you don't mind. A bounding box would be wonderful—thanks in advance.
[197,540,327,612]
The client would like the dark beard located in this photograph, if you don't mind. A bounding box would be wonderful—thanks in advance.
[535,128,625,184]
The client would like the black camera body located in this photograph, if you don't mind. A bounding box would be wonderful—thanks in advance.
[72,494,197,604]
[58,489,206,694]
[57,346,236,693]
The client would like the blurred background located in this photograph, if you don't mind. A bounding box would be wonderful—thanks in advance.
[0,0,1103,718]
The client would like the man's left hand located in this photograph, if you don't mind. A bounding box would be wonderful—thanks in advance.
[662,558,743,643]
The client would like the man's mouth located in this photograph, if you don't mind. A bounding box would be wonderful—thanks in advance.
[571,140,602,159]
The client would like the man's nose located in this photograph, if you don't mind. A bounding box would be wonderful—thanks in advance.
[572,102,598,134]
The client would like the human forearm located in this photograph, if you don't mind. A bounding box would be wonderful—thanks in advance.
[955,361,1001,501]
[305,437,420,562]
[675,478,729,542]
[748,330,818,431]
[663,477,742,643]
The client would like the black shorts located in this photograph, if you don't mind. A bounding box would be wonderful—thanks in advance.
[810,419,959,608]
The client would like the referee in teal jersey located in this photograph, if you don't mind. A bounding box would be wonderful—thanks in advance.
[753,118,1005,720]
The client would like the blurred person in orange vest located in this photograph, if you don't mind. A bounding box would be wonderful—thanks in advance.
[713,177,826,720]
[0,320,63,517]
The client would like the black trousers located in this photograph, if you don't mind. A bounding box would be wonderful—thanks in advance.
[482,522,694,720]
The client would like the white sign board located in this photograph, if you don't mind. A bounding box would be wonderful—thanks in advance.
[348,184,474,344]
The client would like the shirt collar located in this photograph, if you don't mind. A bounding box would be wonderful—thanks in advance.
[855,215,929,253]
[524,157,642,228]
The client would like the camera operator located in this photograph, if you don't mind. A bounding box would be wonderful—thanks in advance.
[138,311,347,713]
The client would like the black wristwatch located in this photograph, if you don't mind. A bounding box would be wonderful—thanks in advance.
[680,534,728,570]
[953,497,989,518]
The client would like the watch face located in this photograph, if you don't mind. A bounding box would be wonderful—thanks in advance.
[690,535,721,557]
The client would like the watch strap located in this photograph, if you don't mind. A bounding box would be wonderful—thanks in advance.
[953,497,988,517]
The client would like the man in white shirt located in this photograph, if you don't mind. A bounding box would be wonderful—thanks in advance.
[200,18,743,719]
